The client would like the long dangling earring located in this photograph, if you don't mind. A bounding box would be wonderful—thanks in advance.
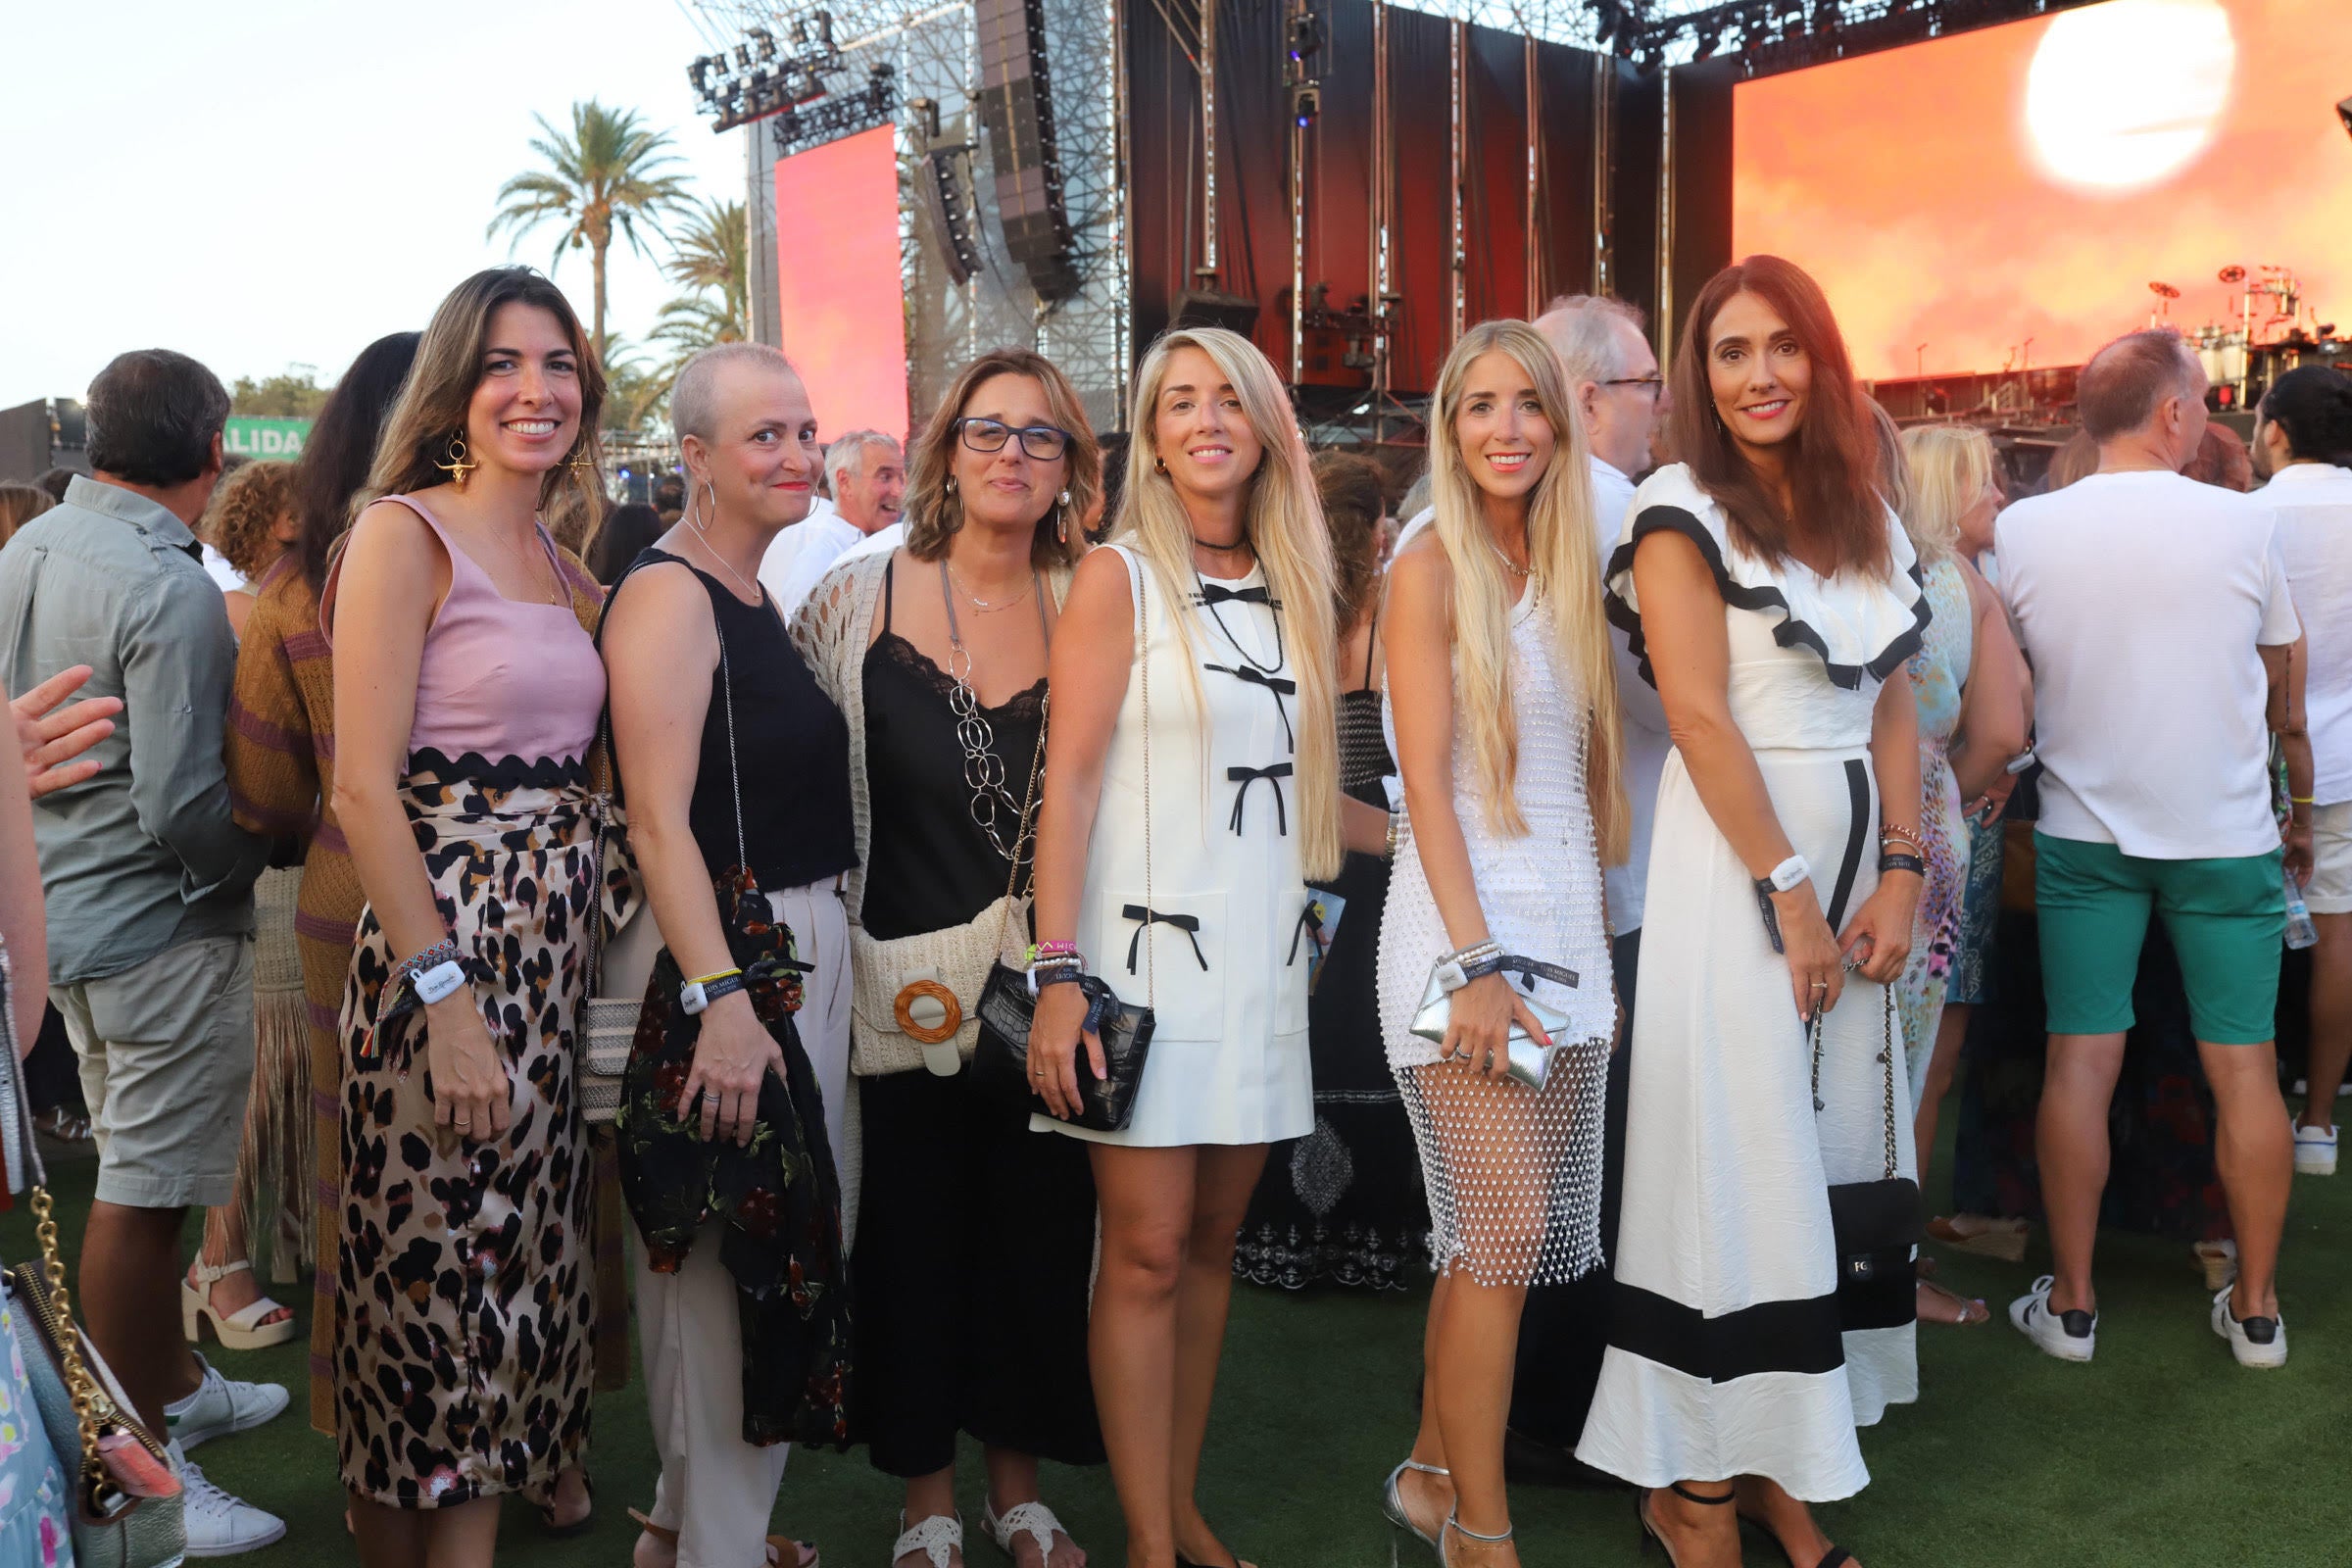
[566,444,594,473]
[1055,488,1073,544]
[436,434,475,489]
[946,475,958,494]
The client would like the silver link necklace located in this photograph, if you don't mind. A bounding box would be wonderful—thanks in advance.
[939,559,1051,865]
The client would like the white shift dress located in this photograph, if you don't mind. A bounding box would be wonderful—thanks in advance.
[1576,465,1928,1502]
[1038,544,1315,1148]
[1377,587,1617,1287]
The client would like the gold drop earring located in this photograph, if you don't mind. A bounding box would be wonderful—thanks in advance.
[437,434,475,489]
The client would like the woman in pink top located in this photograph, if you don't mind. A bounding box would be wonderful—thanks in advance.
[325,269,620,1568]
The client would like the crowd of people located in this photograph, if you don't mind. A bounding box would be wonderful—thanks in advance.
[0,249,2341,1568]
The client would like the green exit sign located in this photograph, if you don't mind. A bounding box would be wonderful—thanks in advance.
[224,416,310,460]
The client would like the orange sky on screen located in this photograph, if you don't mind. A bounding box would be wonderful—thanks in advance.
[1732,0,2352,381]
[773,124,907,442]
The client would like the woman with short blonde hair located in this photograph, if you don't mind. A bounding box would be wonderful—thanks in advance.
[1024,325,1344,1568]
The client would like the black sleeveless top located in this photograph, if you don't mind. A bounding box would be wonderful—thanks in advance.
[858,560,1046,942]
[1337,603,1394,808]
[636,548,856,891]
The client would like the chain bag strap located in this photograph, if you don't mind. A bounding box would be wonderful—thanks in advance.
[0,940,186,1565]
[1812,977,1922,1332]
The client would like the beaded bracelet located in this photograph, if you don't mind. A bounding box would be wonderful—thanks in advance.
[389,938,460,999]
[1879,819,1922,850]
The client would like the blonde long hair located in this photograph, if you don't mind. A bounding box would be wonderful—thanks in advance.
[1117,326,1343,882]
[1897,423,1993,564]
[1428,319,1629,861]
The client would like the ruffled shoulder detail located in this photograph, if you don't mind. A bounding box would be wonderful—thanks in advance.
[1602,463,1930,691]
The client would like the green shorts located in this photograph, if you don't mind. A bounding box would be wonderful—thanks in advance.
[2034,833,2283,1045]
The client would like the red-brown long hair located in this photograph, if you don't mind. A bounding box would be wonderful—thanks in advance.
[1670,255,1889,578]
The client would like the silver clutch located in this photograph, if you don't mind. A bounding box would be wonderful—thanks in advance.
[1408,960,1570,1091]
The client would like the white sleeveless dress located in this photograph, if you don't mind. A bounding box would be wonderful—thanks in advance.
[1376,587,1617,1287]
[1037,544,1315,1148]
[1576,464,1927,1502]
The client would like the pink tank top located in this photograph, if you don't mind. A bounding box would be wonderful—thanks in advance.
[333,494,605,773]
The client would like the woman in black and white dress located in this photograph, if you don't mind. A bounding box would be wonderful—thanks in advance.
[1376,320,1627,1566]
[1577,257,1925,1568]
[1025,326,1354,1568]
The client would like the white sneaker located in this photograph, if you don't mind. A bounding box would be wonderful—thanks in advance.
[172,1441,287,1556]
[2009,1274,2096,1362]
[2294,1122,2337,1176]
[165,1355,289,1451]
[2211,1284,2288,1369]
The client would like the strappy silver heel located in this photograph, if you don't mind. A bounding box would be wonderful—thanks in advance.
[1441,1507,1513,1566]
[1381,1458,1451,1564]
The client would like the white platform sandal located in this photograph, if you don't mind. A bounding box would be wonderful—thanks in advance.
[895,1509,964,1568]
[982,1497,1075,1564]
[181,1259,299,1350]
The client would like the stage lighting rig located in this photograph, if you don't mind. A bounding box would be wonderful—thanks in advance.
[1617,0,2092,73]
[691,8,886,138]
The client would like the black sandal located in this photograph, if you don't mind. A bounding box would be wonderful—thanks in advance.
[1637,1482,1736,1565]
[1739,1507,1853,1568]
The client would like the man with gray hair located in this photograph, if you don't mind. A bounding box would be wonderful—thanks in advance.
[757,428,906,611]
[1505,295,1676,1479]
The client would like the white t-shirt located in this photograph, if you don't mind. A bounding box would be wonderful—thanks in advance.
[201,542,248,595]
[1995,469,2300,858]
[1591,456,1672,934]
[2264,463,2352,804]
[835,518,906,567]
[756,502,857,613]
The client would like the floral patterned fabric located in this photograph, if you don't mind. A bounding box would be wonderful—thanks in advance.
[615,868,853,1450]
[1897,556,1974,1096]
[0,1277,69,1567]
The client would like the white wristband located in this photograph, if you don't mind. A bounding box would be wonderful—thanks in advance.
[413,959,467,1006]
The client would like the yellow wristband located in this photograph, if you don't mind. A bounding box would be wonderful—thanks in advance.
[685,967,743,988]
[2291,796,2315,806]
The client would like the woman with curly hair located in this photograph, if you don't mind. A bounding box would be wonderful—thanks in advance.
[205,460,301,639]
[181,458,311,1355]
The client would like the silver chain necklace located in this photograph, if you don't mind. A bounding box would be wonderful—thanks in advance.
[939,559,1051,865]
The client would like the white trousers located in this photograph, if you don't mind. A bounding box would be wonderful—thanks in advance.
[637,879,851,1568]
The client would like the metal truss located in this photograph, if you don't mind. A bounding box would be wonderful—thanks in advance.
[687,0,1131,431]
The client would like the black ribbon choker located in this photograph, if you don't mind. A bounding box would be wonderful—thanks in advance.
[1197,583,1275,608]
[1227,762,1293,835]
[1121,905,1208,974]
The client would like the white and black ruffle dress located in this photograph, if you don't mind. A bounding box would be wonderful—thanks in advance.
[1575,464,1929,1501]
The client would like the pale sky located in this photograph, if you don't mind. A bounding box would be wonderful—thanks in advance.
[0,0,752,409]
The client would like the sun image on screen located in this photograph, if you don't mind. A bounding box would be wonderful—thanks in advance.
[1731,0,2352,383]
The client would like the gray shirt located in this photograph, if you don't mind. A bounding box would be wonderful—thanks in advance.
[0,477,264,983]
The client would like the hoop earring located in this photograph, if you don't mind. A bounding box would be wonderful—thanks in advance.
[436,435,475,489]
[1153,455,1167,474]
[947,475,957,494]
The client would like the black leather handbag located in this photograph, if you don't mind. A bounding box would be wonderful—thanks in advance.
[972,559,1160,1133]
[1813,982,1923,1332]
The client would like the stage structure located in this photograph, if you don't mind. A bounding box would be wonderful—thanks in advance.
[683,0,2113,440]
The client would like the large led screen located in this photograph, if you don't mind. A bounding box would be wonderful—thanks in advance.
[773,123,908,442]
[1732,0,2352,381]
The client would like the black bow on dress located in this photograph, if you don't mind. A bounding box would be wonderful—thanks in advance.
[1121,905,1209,974]
[1226,762,1293,835]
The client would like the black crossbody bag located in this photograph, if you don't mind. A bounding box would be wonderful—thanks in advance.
[1813,981,1922,1331]
[971,557,1158,1132]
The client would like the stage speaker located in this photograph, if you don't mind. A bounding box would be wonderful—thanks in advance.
[1169,287,1261,339]
[974,0,1079,302]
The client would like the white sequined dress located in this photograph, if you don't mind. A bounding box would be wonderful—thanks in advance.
[1377,587,1616,1287]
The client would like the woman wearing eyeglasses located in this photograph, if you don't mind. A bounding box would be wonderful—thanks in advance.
[794,352,1106,1568]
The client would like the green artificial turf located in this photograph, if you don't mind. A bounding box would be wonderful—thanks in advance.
[5,1106,2341,1567]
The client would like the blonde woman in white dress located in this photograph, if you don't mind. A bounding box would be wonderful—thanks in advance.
[1026,327,1361,1568]
[1376,320,1628,1567]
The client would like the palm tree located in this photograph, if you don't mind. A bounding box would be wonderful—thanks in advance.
[487,100,692,355]
[599,333,674,434]
[661,197,750,341]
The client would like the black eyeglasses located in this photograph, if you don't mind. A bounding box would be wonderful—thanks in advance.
[1604,376,1666,397]
[956,417,1071,461]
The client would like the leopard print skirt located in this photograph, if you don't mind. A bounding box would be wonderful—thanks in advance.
[334,765,600,1508]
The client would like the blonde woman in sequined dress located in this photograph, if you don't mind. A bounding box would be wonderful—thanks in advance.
[1376,320,1627,1568]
